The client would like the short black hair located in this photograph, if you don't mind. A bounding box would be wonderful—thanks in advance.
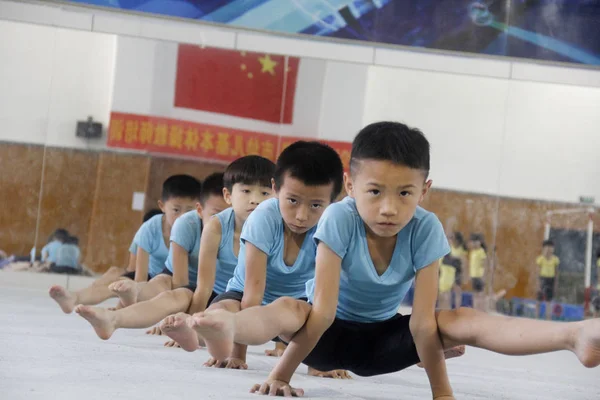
[470,233,487,251]
[65,235,79,246]
[224,155,275,192]
[143,208,162,222]
[200,172,225,205]
[161,174,202,202]
[543,240,555,248]
[350,121,430,177]
[273,141,343,201]
[51,229,69,243]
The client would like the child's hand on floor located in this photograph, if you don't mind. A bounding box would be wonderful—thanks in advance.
[164,340,181,348]
[204,357,248,369]
[250,379,304,397]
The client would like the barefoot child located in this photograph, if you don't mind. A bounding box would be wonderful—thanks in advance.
[49,175,201,313]
[191,122,600,399]
[74,163,268,339]
[160,156,275,349]
[183,142,351,378]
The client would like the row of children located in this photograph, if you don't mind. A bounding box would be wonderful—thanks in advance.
[49,121,599,398]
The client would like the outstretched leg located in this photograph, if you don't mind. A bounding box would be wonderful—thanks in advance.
[437,307,600,368]
[49,266,127,312]
[189,297,310,361]
[75,288,193,340]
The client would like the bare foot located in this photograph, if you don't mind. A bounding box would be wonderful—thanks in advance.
[307,367,352,379]
[161,313,200,352]
[49,285,77,314]
[74,305,116,340]
[189,310,235,361]
[417,345,466,368]
[573,319,600,368]
[109,280,139,307]
[265,341,287,357]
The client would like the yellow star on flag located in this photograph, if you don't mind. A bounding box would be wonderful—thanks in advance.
[258,54,278,76]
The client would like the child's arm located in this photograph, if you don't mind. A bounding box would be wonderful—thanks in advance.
[233,242,269,363]
[189,218,222,315]
[134,248,150,282]
[262,242,341,390]
[411,261,453,398]
[241,242,268,309]
[171,243,189,288]
[126,252,136,272]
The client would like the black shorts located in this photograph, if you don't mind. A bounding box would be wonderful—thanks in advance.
[454,269,462,286]
[537,277,555,301]
[592,295,600,312]
[156,268,198,293]
[301,313,419,377]
[121,271,152,281]
[472,278,484,292]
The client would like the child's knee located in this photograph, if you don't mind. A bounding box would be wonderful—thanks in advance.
[272,297,310,318]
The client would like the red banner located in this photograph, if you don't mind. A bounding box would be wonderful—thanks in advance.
[175,45,299,124]
[107,113,352,171]
[107,112,279,163]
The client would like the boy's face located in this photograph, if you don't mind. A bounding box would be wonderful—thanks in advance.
[346,160,430,238]
[159,197,198,227]
[276,174,333,235]
[543,245,555,257]
[197,193,229,222]
[224,183,274,221]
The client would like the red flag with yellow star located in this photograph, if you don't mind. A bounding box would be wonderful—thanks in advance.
[175,45,300,124]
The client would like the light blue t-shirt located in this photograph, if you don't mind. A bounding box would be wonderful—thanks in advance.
[213,208,238,294]
[307,197,450,323]
[55,244,80,269]
[42,240,62,263]
[227,198,317,305]
[133,214,169,277]
[165,210,203,284]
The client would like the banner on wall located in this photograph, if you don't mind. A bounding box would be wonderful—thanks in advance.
[107,112,352,169]
[66,0,600,66]
[107,112,280,163]
[175,45,300,124]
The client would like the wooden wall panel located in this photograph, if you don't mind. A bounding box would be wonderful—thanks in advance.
[84,152,150,272]
[145,156,226,211]
[36,147,99,263]
[0,142,44,256]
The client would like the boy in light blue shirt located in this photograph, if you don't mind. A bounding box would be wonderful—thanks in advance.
[187,142,349,377]
[50,176,201,314]
[192,122,600,399]
[50,235,81,274]
[160,155,276,352]
[42,229,69,264]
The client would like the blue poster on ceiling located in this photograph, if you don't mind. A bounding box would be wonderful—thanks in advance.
[66,0,600,65]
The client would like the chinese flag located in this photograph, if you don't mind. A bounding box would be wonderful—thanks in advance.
[175,45,300,124]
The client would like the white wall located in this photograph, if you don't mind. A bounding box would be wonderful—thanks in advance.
[362,65,600,203]
[0,20,116,149]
